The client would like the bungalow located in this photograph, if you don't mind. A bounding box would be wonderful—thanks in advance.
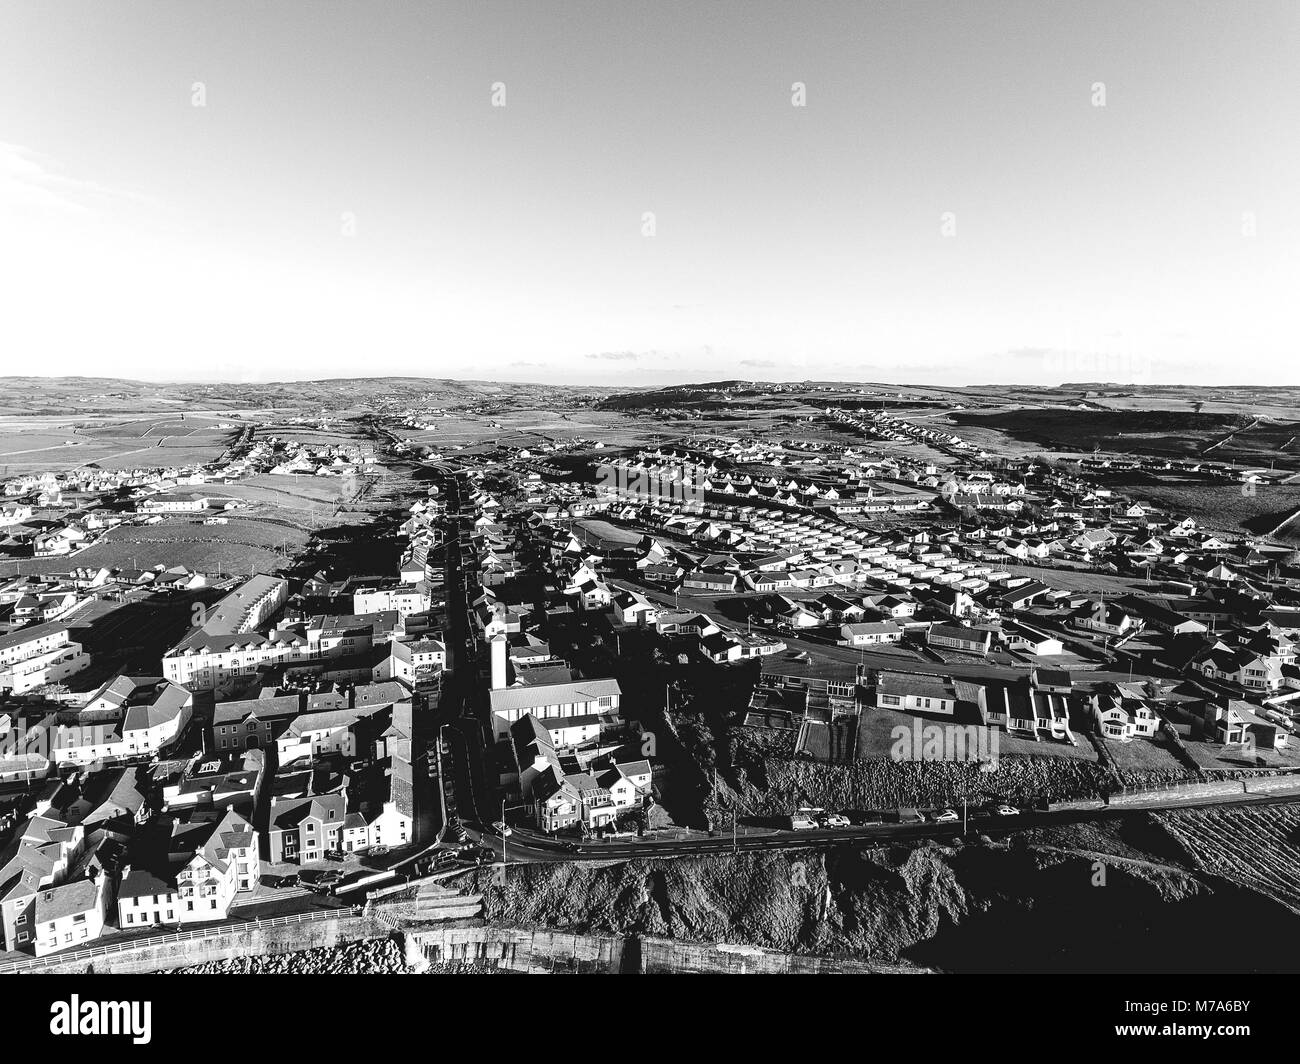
[747,570,795,592]
[999,620,1064,657]
[138,493,211,514]
[927,624,994,656]
[999,581,1054,611]
[701,631,743,663]
[840,621,902,646]
[874,671,961,716]
[681,571,738,593]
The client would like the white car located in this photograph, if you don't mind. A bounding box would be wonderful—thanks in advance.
[492,821,513,837]
[931,808,959,823]
[993,804,1018,817]
[820,814,850,828]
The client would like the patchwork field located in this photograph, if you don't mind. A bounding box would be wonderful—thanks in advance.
[0,413,239,475]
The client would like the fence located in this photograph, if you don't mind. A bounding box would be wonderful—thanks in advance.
[0,905,363,975]
[1105,770,1300,807]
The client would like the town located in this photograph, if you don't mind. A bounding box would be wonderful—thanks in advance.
[2,376,1300,973]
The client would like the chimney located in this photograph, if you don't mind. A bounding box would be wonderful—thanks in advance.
[491,635,508,690]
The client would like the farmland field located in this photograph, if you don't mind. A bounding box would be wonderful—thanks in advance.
[952,408,1251,457]
[1157,805,1300,913]
[213,474,351,517]
[1110,480,1300,542]
[0,413,236,474]
[0,515,305,577]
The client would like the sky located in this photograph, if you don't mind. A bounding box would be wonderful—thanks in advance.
[1,0,1297,387]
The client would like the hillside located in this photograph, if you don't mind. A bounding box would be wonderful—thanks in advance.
[468,816,1300,972]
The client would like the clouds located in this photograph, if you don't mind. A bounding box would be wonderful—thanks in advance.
[585,350,646,361]
[0,142,148,215]
[1,4,1296,386]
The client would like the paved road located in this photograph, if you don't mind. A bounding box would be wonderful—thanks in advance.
[479,787,1300,865]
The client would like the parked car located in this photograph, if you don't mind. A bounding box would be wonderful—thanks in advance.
[993,803,1019,817]
[324,849,346,862]
[818,813,850,828]
[369,844,390,856]
[300,869,343,893]
[930,808,959,823]
[260,873,296,889]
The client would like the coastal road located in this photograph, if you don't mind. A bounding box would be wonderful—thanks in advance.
[480,787,1300,865]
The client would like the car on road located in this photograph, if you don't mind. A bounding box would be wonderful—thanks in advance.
[300,869,344,892]
[492,821,513,837]
[324,849,346,862]
[260,873,296,889]
[930,808,960,823]
[818,813,850,828]
[993,803,1019,817]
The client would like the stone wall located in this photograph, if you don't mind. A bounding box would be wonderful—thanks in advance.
[31,914,385,974]
[404,925,917,974]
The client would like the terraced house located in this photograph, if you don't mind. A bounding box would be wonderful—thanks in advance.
[0,815,85,952]
[116,807,260,929]
[51,680,192,765]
